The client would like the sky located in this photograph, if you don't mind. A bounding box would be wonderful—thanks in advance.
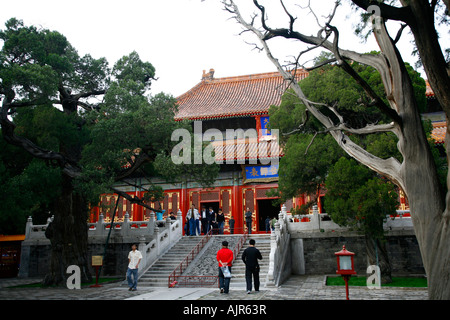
[0,0,442,98]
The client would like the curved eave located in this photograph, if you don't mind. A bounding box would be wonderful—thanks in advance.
[174,111,269,122]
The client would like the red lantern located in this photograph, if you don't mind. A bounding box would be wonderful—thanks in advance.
[335,245,356,300]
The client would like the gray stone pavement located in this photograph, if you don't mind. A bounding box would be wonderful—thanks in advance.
[0,274,428,300]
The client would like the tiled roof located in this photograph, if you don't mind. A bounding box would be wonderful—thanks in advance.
[431,121,446,144]
[425,80,435,97]
[175,69,308,120]
[211,137,283,162]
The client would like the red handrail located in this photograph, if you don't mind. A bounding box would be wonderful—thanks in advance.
[168,230,250,288]
[168,229,213,287]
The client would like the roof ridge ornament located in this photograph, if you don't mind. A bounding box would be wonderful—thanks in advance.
[202,68,215,81]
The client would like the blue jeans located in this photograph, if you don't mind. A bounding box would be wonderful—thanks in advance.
[189,219,196,235]
[127,268,139,289]
[218,221,224,234]
[218,266,231,293]
[195,219,200,235]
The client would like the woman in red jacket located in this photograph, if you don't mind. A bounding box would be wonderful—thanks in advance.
[216,241,234,293]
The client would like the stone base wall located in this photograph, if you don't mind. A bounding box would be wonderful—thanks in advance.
[290,230,424,276]
[19,238,141,279]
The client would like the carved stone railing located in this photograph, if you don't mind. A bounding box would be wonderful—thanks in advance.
[21,213,182,279]
[138,215,183,277]
[288,207,414,233]
[23,211,179,242]
[266,204,291,287]
[87,212,157,239]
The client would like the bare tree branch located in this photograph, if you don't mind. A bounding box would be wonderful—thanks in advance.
[222,0,404,188]
[110,187,163,213]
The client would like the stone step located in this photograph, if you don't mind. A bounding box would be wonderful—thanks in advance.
[139,235,210,286]
[139,234,273,288]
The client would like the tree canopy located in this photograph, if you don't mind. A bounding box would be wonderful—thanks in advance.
[222,0,449,298]
[0,18,218,285]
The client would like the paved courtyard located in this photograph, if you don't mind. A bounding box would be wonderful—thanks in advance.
[0,274,428,300]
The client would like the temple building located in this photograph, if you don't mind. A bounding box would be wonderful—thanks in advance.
[90,69,309,233]
[90,68,446,233]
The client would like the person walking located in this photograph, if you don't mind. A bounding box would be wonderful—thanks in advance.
[207,207,216,234]
[265,216,271,233]
[127,244,142,291]
[216,208,225,234]
[271,217,277,231]
[242,239,262,294]
[244,207,253,234]
[216,241,234,294]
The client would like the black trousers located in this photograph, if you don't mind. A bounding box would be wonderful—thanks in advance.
[246,221,252,234]
[245,266,260,292]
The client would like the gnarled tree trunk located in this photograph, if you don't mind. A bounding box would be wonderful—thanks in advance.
[365,236,392,284]
[223,0,450,299]
[44,174,92,286]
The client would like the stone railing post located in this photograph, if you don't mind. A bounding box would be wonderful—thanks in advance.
[149,211,155,236]
[154,226,161,255]
[122,212,130,237]
[24,216,33,239]
[96,213,105,236]
[138,235,146,262]
[312,205,320,231]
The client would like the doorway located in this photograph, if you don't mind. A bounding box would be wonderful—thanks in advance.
[257,199,280,232]
[200,201,220,215]
[200,201,220,234]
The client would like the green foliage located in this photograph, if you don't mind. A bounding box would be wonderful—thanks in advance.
[269,51,426,214]
[324,157,398,239]
[423,119,448,192]
[276,133,344,200]
[0,18,219,232]
[0,157,61,234]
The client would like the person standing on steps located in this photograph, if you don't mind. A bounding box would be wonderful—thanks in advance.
[242,239,262,294]
[216,241,234,294]
[207,207,216,234]
[216,208,225,234]
[229,215,235,234]
[244,207,253,234]
[201,205,208,235]
[186,204,199,236]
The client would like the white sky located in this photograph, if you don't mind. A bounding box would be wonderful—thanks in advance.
[0,0,443,98]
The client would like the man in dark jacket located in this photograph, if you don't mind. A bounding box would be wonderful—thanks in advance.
[241,239,262,294]
[207,207,216,234]
[244,207,252,234]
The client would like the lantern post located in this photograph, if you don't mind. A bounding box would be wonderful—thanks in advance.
[335,245,356,300]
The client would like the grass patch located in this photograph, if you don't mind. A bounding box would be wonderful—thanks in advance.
[326,276,427,288]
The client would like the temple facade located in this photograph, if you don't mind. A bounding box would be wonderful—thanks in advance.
[89,68,438,233]
[90,69,311,233]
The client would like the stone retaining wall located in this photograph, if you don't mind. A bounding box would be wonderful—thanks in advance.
[290,230,424,276]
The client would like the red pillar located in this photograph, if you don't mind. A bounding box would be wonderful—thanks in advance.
[180,182,188,219]
[255,115,262,140]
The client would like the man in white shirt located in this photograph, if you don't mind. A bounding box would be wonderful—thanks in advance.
[127,244,142,291]
[186,204,200,236]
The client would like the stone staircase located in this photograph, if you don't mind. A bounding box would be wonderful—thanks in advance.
[228,234,272,288]
[138,236,201,287]
[138,233,272,288]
